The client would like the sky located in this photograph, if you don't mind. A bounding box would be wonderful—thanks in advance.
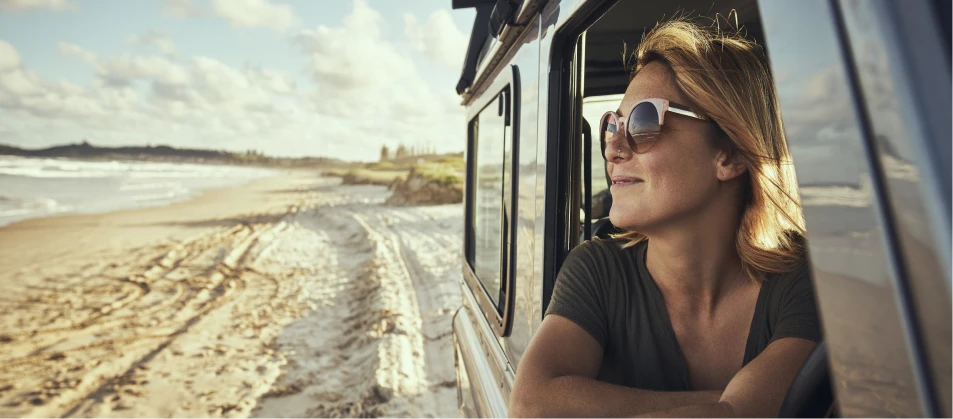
[0,0,476,161]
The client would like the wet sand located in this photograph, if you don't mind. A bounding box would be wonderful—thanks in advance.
[0,171,463,418]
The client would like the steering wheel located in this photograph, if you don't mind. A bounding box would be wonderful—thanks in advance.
[778,340,837,417]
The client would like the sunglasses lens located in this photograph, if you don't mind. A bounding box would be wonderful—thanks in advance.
[627,102,662,153]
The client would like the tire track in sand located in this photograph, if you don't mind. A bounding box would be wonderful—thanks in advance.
[0,211,302,417]
[0,179,464,418]
[250,200,462,418]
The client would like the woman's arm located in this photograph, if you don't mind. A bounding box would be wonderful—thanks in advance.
[632,337,818,418]
[509,315,722,418]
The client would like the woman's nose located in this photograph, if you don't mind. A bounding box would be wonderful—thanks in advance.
[604,126,631,161]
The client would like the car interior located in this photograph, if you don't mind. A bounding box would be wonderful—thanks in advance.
[576,0,836,416]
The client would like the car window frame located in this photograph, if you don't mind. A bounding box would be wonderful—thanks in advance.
[464,64,521,337]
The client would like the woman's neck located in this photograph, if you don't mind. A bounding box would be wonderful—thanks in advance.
[643,196,747,315]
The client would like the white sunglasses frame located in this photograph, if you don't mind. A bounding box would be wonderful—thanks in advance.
[600,98,710,154]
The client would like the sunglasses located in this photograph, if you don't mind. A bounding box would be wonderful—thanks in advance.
[599,98,710,155]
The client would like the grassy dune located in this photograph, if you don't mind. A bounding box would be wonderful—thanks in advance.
[411,155,464,187]
[325,154,464,189]
[323,167,408,186]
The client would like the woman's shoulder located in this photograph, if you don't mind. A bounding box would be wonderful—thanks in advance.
[767,254,811,285]
[547,237,646,346]
[557,237,644,289]
[760,253,823,344]
[763,255,817,310]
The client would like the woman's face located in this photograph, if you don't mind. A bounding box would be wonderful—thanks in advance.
[606,61,729,232]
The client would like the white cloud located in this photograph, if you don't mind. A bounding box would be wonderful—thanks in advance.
[1,38,313,153]
[58,41,97,64]
[0,40,22,71]
[404,9,468,71]
[246,67,296,95]
[289,0,466,158]
[0,0,467,160]
[211,0,299,33]
[61,42,189,88]
[128,30,177,57]
[0,0,72,12]
[0,43,103,122]
[57,41,296,114]
[99,56,192,87]
[163,0,300,34]
[295,0,434,110]
[162,0,201,18]
[0,67,44,97]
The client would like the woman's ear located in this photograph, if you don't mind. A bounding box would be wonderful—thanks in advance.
[715,147,748,182]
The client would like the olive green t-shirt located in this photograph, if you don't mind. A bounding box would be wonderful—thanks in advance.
[545,237,822,391]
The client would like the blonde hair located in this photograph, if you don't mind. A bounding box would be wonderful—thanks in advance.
[616,16,806,282]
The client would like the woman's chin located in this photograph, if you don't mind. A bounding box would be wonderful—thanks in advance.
[610,204,658,232]
[608,212,637,231]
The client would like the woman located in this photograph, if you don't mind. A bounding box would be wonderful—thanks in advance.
[509,18,821,418]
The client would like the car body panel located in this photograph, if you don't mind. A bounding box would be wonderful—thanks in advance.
[835,1,952,414]
[453,288,511,418]
[761,0,947,416]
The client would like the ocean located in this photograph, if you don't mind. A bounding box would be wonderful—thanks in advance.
[0,156,276,227]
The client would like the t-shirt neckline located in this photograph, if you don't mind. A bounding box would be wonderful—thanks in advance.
[634,240,767,391]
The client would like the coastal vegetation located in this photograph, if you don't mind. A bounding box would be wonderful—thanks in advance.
[324,151,465,205]
[0,141,348,169]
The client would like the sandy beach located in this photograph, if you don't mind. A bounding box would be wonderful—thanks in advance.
[0,170,463,418]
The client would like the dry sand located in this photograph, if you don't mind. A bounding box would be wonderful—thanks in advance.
[0,171,463,418]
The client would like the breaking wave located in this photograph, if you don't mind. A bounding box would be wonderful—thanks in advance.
[0,156,275,227]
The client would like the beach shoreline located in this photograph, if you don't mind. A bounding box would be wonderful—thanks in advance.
[0,156,282,229]
[0,170,462,418]
[0,169,307,275]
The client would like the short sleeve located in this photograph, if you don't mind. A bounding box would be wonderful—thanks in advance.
[770,264,823,344]
[544,240,610,348]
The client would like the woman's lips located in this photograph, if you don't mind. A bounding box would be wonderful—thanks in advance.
[610,175,643,190]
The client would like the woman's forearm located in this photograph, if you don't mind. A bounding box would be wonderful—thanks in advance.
[509,374,722,418]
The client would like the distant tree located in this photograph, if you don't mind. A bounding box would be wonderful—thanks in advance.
[380,145,390,161]
[395,144,407,159]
